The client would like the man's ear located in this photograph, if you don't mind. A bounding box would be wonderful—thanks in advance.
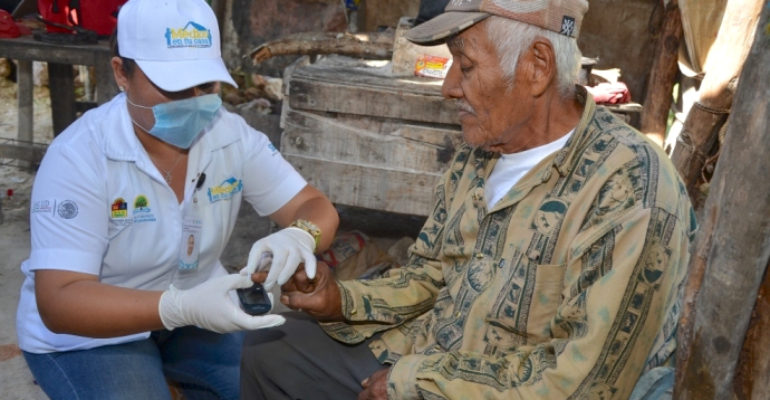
[527,38,556,97]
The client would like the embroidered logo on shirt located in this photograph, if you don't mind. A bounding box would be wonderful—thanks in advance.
[31,200,54,214]
[165,21,212,49]
[207,177,243,202]
[111,198,128,219]
[57,200,78,219]
[133,195,157,223]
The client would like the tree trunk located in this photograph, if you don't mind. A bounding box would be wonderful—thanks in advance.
[674,3,770,397]
[671,0,763,209]
[640,0,682,147]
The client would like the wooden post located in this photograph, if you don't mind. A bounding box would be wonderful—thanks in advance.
[733,260,770,399]
[16,60,33,145]
[94,54,118,105]
[674,3,770,397]
[47,63,76,136]
[671,0,764,209]
[640,0,683,148]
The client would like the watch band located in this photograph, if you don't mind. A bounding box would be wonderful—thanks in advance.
[290,219,321,251]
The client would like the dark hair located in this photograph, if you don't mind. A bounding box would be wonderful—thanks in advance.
[110,32,136,77]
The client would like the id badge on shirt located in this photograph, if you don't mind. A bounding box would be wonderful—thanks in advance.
[178,215,202,271]
[178,175,205,271]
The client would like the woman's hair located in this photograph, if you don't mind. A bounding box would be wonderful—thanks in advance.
[486,16,582,98]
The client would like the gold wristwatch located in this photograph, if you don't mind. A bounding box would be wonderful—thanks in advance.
[290,219,321,251]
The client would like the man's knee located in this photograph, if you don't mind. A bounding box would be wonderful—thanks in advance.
[241,327,287,374]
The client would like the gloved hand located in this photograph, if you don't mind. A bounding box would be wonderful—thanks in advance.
[158,273,286,333]
[241,227,316,290]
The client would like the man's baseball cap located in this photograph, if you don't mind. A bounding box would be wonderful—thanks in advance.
[117,0,238,91]
[406,0,589,45]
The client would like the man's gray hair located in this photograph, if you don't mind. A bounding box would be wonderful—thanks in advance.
[486,16,582,98]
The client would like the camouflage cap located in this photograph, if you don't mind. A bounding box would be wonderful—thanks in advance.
[406,0,589,44]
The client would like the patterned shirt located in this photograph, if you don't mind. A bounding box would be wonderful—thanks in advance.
[322,91,696,399]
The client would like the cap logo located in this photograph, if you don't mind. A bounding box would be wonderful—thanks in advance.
[560,15,576,36]
[165,21,212,49]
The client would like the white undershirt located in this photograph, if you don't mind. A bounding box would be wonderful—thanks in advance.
[485,130,574,209]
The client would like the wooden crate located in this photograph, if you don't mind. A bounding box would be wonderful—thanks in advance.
[280,56,462,216]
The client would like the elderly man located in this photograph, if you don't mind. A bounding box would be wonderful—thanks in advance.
[241,0,696,398]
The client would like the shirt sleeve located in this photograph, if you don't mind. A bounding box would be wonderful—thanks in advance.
[321,163,454,343]
[27,142,109,275]
[239,125,307,216]
[387,199,691,399]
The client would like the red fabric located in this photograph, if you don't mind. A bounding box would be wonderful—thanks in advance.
[37,0,76,33]
[585,81,632,104]
[77,0,128,36]
[0,10,21,38]
[38,0,128,36]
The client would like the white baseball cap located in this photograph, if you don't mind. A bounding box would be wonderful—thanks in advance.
[117,0,238,91]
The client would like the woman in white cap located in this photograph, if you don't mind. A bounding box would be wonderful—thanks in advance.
[15,0,339,398]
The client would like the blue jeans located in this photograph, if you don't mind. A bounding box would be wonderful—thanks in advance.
[23,327,245,400]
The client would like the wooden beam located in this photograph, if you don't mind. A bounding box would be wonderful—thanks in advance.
[640,0,683,147]
[734,260,770,399]
[48,62,76,136]
[0,140,47,164]
[674,3,770,396]
[249,31,394,65]
[16,60,33,144]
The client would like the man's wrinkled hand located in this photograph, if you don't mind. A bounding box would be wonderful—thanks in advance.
[280,261,343,321]
[359,367,390,400]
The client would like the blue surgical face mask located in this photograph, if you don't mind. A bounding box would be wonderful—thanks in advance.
[127,93,222,149]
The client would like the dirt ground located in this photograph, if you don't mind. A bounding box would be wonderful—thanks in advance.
[0,64,51,398]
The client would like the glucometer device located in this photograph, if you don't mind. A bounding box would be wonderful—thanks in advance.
[237,282,272,316]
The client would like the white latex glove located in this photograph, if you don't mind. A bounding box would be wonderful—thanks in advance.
[241,227,316,290]
[158,273,286,333]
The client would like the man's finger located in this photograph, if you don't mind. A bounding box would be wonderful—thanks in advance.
[292,268,316,293]
[249,270,268,283]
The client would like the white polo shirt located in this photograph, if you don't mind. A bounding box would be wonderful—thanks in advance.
[16,94,307,353]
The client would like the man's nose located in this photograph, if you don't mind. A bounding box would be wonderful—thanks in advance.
[441,62,462,99]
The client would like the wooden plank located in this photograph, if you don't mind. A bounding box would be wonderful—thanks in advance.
[288,61,459,125]
[0,36,111,66]
[0,140,47,164]
[281,109,462,173]
[284,155,440,216]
